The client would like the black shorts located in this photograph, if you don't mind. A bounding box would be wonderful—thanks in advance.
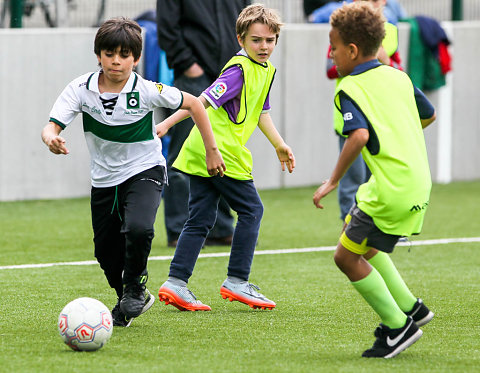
[340,204,400,254]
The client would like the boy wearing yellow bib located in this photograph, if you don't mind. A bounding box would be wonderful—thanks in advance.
[156,4,295,311]
[326,0,403,222]
[313,2,436,358]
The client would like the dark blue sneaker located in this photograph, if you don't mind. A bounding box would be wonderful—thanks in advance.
[406,298,434,327]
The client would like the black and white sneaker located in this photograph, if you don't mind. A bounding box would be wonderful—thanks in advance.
[362,316,423,358]
[120,281,155,319]
[114,289,155,326]
[112,300,133,327]
[406,298,434,327]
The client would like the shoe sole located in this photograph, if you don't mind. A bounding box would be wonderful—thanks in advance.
[113,318,133,328]
[158,286,211,311]
[220,287,276,310]
[384,329,423,359]
[141,290,155,314]
[415,311,434,327]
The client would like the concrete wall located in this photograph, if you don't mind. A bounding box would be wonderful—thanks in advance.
[0,29,96,201]
[1,22,479,201]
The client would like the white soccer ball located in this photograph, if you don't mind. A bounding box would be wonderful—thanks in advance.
[58,297,113,351]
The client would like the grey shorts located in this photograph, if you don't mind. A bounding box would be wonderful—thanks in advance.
[342,204,400,254]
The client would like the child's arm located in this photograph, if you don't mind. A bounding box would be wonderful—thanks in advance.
[413,86,436,129]
[41,122,69,155]
[157,93,225,176]
[313,128,369,209]
[258,112,295,173]
[156,95,210,137]
[421,111,436,129]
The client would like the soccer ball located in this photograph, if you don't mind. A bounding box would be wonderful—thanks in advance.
[58,297,113,351]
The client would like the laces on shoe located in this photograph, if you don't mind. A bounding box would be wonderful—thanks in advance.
[374,325,391,339]
[182,287,202,304]
[246,283,261,296]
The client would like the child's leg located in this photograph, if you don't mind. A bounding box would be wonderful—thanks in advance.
[120,167,163,285]
[208,177,275,309]
[335,244,407,329]
[168,175,220,282]
[337,136,370,221]
[213,177,263,280]
[365,249,417,312]
[91,185,125,298]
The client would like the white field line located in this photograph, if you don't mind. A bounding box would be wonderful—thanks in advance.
[1,236,480,271]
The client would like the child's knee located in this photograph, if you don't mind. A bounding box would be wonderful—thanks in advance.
[245,202,264,227]
[253,202,264,219]
[333,249,346,270]
[125,221,154,242]
[334,244,358,273]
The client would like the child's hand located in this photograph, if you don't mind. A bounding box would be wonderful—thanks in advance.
[313,179,337,209]
[276,144,295,173]
[206,148,226,177]
[155,121,169,138]
[46,135,69,155]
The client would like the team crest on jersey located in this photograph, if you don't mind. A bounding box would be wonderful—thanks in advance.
[127,92,140,109]
[209,82,227,100]
[155,83,163,94]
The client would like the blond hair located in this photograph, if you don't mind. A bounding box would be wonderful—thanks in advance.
[236,4,283,42]
[330,2,385,57]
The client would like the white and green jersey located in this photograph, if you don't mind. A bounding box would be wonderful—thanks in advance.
[49,71,182,187]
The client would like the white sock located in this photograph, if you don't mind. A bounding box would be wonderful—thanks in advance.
[168,276,187,287]
[228,276,247,284]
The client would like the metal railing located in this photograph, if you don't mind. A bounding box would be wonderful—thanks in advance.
[265,0,480,23]
[2,0,480,28]
[1,0,106,28]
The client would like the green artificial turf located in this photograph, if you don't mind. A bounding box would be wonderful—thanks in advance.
[0,181,479,372]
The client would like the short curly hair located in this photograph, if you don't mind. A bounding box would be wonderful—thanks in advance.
[330,2,385,57]
[236,4,283,42]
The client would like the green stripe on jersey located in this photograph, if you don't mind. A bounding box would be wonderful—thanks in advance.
[82,112,154,143]
[50,117,66,129]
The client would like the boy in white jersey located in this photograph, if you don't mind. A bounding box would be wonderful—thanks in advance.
[313,2,436,358]
[41,17,224,327]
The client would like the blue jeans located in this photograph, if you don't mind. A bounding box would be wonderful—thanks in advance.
[337,135,371,220]
[163,74,234,242]
[169,175,264,283]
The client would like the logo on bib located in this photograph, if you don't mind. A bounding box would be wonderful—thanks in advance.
[127,92,140,109]
[209,82,227,100]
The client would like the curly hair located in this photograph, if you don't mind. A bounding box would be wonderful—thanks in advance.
[236,4,283,42]
[94,17,142,61]
[330,2,385,57]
